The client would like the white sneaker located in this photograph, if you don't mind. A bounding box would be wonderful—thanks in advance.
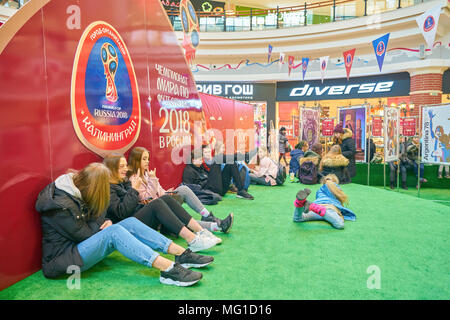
[188,234,218,252]
[197,229,222,245]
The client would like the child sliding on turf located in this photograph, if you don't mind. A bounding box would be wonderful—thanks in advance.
[293,174,356,229]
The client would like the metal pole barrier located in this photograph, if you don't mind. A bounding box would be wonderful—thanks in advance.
[364,0,368,16]
[304,3,307,26]
[397,137,401,192]
[333,0,336,22]
[417,107,422,198]
[276,6,279,29]
[383,160,386,190]
[250,8,253,31]
[367,141,371,186]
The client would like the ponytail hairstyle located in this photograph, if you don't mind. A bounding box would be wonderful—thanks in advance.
[128,147,149,180]
[72,163,111,218]
[103,153,126,184]
[320,174,349,206]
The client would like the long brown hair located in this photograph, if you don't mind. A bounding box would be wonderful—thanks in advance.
[319,145,342,171]
[103,153,126,184]
[128,147,149,180]
[320,174,349,205]
[72,163,111,218]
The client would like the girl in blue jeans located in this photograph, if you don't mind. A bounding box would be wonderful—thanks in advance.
[293,174,356,229]
[35,163,213,286]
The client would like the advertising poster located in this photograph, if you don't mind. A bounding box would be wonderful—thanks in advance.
[422,104,450,164]
[338,106,367,162]
[383,107,400,162]
[321,118,335,136]
[300,108,320,147]
[372,116,383,137]
[402,117,416,137]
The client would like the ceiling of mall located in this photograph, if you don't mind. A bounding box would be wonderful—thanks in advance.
[227,0,304,9]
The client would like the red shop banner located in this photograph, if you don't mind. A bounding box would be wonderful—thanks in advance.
[372,116,383,137]
[402,117,416,136]
[321,118,334,136]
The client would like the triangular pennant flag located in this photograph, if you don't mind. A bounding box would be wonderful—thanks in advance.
[279,52,285,69]
[372,33,390,72]
[416,5,441,50]
[319,56,329,83]
[288,55,295,76]
[268,44,273,63]
[343,48,356,80]
[301,57,309,81]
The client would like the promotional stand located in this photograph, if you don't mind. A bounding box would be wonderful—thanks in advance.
[370,115,383,187]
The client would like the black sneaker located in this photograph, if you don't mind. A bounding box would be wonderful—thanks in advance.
[218,213,234,234]
[159,263,202,286]
[236,190,254,200]
[228,185,238,193]
[175,249,214,269]
[201,211,220,224]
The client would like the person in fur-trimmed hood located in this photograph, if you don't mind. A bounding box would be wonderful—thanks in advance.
[319,145,351,184]
[299,143,323,167]
[332,124,356,178]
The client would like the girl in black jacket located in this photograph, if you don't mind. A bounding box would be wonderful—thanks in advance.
[35,163,213,286]
[103,154,220,253]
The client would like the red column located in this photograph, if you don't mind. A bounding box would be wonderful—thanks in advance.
[409,73,443,117]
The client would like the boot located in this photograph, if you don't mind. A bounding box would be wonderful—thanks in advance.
[294,188,311,208]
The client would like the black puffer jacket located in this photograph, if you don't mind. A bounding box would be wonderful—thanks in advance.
[106,181,141,224]
[340,128,357,178]
[35,176,106,279]
[182,164,209,188]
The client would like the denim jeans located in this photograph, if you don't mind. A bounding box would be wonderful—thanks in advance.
[77,217,172,272]
[293,206,344,229]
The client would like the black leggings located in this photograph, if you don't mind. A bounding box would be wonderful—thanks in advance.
[133,195,193,236]
[207,163,244,196]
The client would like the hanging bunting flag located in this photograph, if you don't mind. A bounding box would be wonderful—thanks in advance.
[180,0,200,64]
[301,57,309,81]
[372,33,390,72]
[268,44,273,63]
[343,48,356,80]
[416,5,441,50]
[319,56,329,83]
[279,52,285,69]
[288,55,295,76]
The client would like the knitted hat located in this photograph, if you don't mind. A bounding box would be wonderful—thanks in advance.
[333,123,344,133]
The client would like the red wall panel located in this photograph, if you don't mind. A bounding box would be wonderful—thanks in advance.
[0,0,204,290]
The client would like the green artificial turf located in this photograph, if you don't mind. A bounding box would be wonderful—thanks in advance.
[1,182,449,300]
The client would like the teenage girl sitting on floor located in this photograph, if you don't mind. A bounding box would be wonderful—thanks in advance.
[293,174,356,229]
[127,146,233,234]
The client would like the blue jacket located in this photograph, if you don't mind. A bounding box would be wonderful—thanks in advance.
[313,183,356,221]
[289,149,304,174]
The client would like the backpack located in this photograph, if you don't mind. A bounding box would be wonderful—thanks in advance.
[271,162,286,185]
[298,160,318,185]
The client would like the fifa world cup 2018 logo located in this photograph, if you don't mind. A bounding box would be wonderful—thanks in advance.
[101,43,118,102]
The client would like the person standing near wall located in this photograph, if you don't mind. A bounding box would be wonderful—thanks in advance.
[333,124,356,179]
[278,127,289,166]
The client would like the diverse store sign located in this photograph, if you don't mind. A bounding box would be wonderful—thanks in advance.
[422,104,450,165]
[276,73,410,101]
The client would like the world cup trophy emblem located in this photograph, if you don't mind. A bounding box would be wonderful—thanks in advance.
[101,42,118,102]
[180,0,199,64]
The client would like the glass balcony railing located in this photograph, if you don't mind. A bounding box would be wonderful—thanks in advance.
[166,0,431,32]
